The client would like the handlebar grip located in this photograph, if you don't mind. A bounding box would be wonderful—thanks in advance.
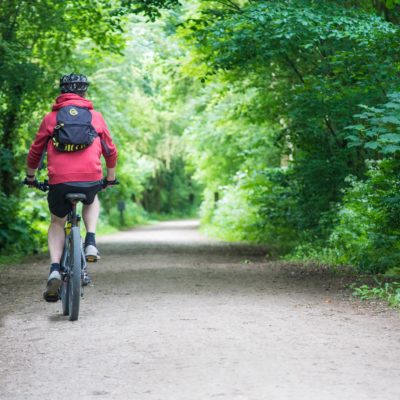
[102,178,119,188]
[37,181,50,192]
[22,178,49,192]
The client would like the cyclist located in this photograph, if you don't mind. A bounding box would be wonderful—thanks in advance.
[25,73,118,302]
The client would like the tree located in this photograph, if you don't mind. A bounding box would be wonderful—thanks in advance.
[0,0,180,254]
[178,0,400,245]
[0,0,180,197]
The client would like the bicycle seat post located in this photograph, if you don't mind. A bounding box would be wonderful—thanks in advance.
[70,200,79,227]
[65,193,87,227]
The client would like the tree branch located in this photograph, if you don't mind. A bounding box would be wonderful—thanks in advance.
[211,0,242,12]
[282,53,305,84]
[4,0,23,41]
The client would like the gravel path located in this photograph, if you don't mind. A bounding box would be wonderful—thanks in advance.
[0,220,399,400]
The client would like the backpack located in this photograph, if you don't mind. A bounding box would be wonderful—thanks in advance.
[52,105,98,152]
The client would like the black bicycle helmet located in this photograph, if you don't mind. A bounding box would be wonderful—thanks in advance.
[60,73,89,94]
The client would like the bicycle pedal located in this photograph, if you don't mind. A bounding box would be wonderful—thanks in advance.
[43,291,59,303]
[85,256,97,262]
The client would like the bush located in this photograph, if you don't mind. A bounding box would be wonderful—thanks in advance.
[203,183,260,243]
[328,160,400,273]
[0,191,48,257]
[202,167,302,252]
[105,200,148,229]
[352,281,400,308]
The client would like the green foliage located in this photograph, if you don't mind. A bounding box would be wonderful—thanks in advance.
[105,200,148,228]
[328,160,400,273]
[346,92,400,156]
[0,191,48,255]
[203,167,299,251]
[175,0,400,281]
[0,2,193,257]
[179,0,400,247]
[3,0,400,287]
[0,0,131,195]
[201,183,260,243]
[285,92,400,275]
[114,0,180,21]
[0,0,131,256]
[90,15,201,218]
[184,82,281,186]
[322,93,400,274]
[386,0,400,9]
[352,281,400,307]
[142,158,201,215]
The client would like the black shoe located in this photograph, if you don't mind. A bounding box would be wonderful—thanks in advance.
[43,270,61,302]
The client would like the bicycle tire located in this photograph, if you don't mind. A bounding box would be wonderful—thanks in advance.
[68,227,82,321]
[61,277,69,316]
[60,247,69,316]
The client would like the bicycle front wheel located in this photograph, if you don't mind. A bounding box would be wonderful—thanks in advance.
[60,247,69,316]
[68,227,82,321]
[61,276,69,316]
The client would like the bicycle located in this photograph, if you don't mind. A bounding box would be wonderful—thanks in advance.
[24,178,118,321]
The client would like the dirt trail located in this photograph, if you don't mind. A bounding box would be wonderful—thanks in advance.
[0,220,399,400]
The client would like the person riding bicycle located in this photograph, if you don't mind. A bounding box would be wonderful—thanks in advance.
[25,73,118,302]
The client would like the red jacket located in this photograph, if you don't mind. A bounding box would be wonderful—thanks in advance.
[27,93,117,185]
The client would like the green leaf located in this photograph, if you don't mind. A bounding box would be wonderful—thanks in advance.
[384,102,400,110]
[345,124,365,131]
[379,133,400,143]
[365,141,379,150]
[381,144,400,154]
[345,135,361,142]
[381,116,400,125]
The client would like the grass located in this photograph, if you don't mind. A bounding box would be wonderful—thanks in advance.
[0,254,27,268]
[147,210,199,222]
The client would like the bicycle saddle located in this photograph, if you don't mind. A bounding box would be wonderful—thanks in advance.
[65,193,87,202]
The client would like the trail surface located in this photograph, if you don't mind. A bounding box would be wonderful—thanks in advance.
[0,220,399,400]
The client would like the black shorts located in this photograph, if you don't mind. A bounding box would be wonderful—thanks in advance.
[48,181,103,218]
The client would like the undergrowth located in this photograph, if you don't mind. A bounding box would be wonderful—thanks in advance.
[351,280,400,308]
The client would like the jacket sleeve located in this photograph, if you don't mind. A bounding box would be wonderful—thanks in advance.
[98,113,118,168]
[27,115,52,169]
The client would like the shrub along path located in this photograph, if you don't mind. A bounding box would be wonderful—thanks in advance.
[0,220,399,399]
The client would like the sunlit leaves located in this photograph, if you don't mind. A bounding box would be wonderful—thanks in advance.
[0,0,185,255]
[346,92,400,156]
[177,0,400,265]
[115,0,181,21]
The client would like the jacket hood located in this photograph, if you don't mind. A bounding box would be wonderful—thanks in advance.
[52,93,94,111]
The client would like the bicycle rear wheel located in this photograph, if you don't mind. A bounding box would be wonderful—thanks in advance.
[68,227,82,321]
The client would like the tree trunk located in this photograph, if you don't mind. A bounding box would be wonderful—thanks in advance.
[1,109,18,196]
[372,0,398,23]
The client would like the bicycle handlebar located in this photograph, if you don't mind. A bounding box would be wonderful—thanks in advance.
[23,178,119,192]
[102,178,120,189]
[23,178,49,192]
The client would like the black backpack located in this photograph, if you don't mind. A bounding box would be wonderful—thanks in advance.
[52,105,98,152]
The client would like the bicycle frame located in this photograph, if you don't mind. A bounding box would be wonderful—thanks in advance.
[60,200,87,276]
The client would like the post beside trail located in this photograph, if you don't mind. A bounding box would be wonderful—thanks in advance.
[117,200,126,226]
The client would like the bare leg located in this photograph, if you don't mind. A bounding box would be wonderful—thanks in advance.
[48,214,67,264]
[82,195,100,233]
